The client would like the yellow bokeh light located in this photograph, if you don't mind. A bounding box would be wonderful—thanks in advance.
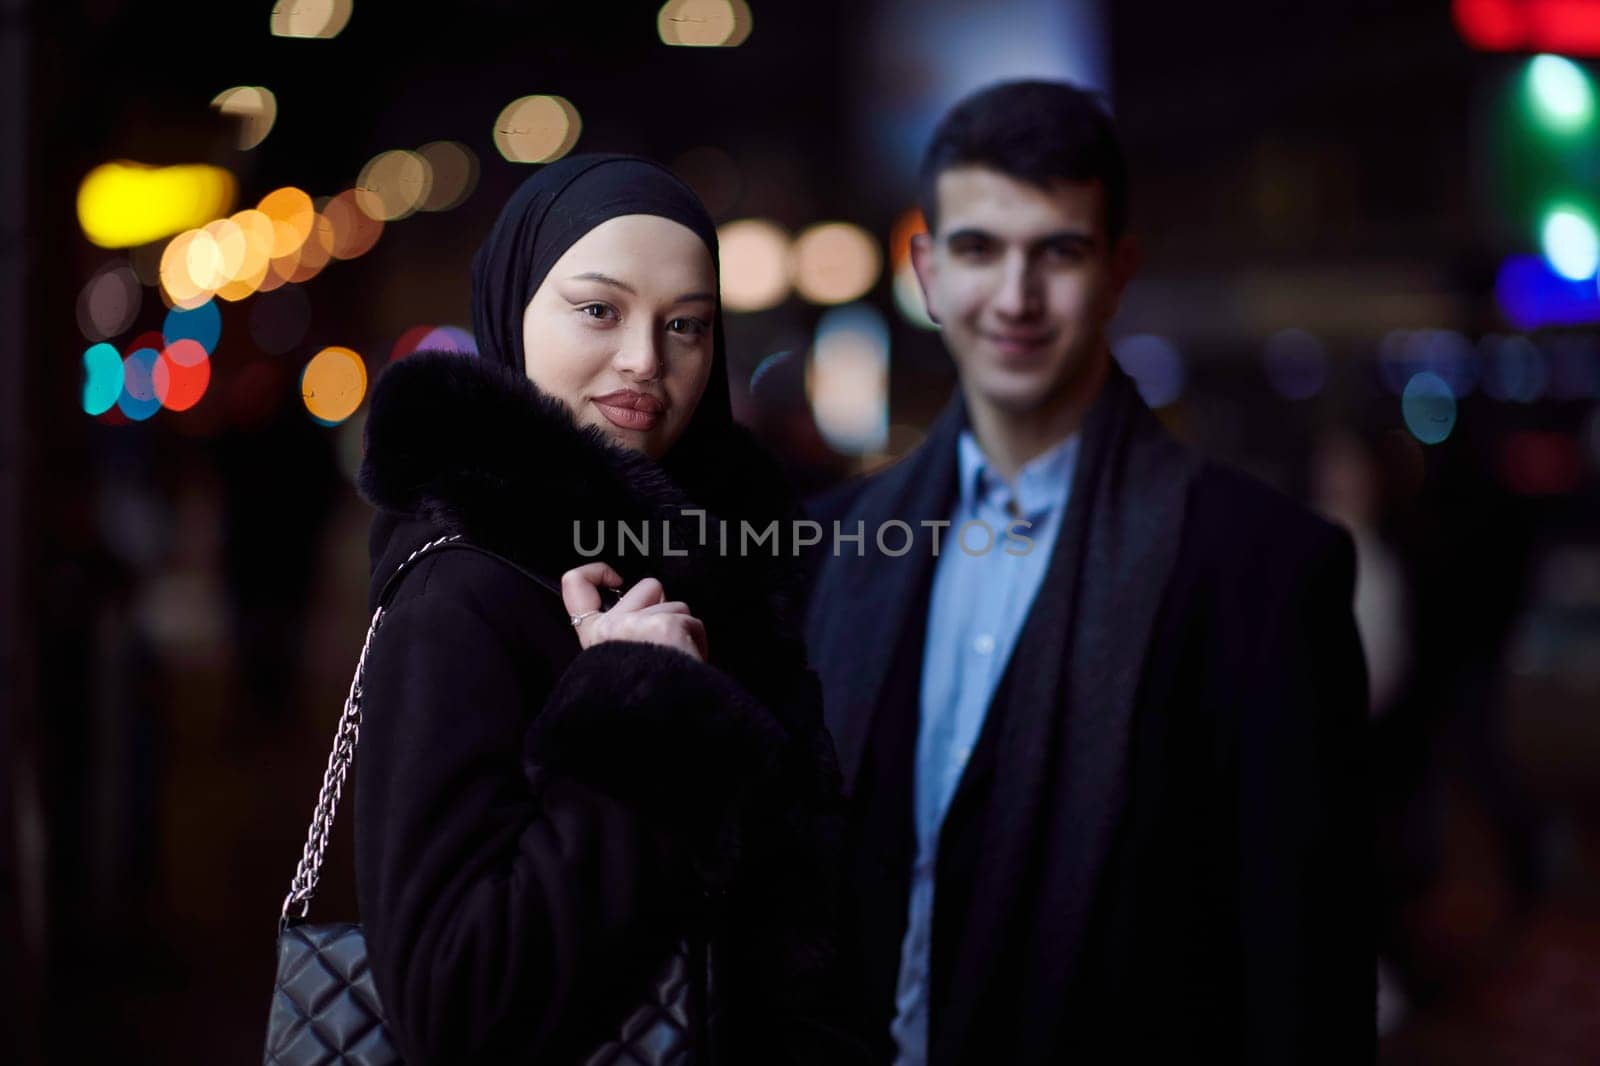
[270,0,353,39]
[77,161,237,249]
[259,187,316,257]
[717,219,791,312]
[792,222,882,305]
[210,86,278,150]
[417,141,479,211]
[658,0,753,46]
[493,95,582,164]
[302,346,368,424]
[355,149,432,221]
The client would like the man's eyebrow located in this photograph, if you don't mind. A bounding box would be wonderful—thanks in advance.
[1032,230,1096,249]
[569,271,636,295]
[941,227,1096,248]
[942,226,995,244]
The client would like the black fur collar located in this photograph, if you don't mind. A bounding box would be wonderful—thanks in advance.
[358,349,807,700]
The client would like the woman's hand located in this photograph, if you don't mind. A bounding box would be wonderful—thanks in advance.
[560,563,708,662]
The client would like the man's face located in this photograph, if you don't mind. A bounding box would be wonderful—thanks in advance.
[912,166,1135,416]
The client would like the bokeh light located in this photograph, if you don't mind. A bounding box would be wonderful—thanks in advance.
[1479,334,1549,402]
[1526,54,1594,133]
[258,187,316,257]
[1262,327,1329,400]
[248,285,312,355]
[77,262,141,341]
[658,0,753,46]
[1113,334,1186,408]
[493,95,582,164]
[302,346,368,424]
[389,324,434,362]
[118,346,163,421]
[1379,329,1478,397]
[793,222,882,305]
[1402,370,1457,445]
[153,339,211,412]
[1499,430,1583,494]
[279,212,336,283]
[77,162,236,249]
[807,304,889,455]
[718,219,791,312]
[1494,253,1600,329]
[210,86,278,150]
[356,150,433,222]
[270,0,353,39]
[417,141,479,211]
[81,343,124,416]
[163,299,221,353]
[159,229,209,309]
[416,326,475,355]
[1540,206,1598,280]
[888,208,935,329]
[215,209,275,301]
[323,191,383,259]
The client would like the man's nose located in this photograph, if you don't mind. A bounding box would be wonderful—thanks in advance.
[991,254,1040,318]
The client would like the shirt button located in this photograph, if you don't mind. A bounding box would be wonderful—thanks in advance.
[974,633,995,655]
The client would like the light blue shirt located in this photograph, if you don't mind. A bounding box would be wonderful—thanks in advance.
[890,428,1079,1065]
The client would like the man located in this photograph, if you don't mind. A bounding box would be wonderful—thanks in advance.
[804,80,1373,1065]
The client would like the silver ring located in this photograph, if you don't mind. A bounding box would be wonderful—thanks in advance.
[569,609,602,627]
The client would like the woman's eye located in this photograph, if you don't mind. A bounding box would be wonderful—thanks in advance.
[579,303,616,321]
[668,317,708,337]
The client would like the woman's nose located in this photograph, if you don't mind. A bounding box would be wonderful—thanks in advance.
[612,325,664,380]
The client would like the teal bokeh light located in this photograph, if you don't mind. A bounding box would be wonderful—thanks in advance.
[81,342,123,415]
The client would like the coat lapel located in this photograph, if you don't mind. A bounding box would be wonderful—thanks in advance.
[936,369,1198,1064]
[807,393,965,797]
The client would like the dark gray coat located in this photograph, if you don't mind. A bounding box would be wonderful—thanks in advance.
[806,368,1374,1065]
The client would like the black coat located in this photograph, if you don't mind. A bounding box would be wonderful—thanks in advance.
[805,373,1374,1065]
[353,351,857,1064]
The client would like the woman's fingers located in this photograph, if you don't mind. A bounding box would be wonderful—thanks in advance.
[614,576,666,612]
[560,563,623,616]
[632,600,692,617]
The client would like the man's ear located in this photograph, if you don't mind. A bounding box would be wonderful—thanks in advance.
[909,231,940,325]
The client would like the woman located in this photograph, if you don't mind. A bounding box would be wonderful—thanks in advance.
[354,154,856,1063]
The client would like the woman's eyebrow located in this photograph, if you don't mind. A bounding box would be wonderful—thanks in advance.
[568,273,714,305]
[569,271,636,295]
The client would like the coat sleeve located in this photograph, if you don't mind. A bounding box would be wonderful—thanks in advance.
[353,588,781,1064]
[1236,528,1376,1063]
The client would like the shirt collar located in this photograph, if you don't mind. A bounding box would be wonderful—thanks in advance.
[956,429,1079,520]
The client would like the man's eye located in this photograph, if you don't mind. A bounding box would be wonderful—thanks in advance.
[951,240,994,259]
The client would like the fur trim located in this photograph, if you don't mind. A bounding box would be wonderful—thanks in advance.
[359,350,809,711]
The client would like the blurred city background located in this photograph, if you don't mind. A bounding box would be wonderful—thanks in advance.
[3,0,1600,1061]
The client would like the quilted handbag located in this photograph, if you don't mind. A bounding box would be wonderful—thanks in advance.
[265,534,716,1065]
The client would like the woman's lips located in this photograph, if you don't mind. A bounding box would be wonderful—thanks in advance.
[593,390,664,432]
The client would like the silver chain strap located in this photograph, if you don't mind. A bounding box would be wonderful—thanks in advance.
[280,534,461,928]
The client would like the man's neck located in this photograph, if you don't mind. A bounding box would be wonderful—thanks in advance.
[962,349,1109,483]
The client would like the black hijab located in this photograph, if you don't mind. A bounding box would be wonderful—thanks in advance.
[470,153,734,451]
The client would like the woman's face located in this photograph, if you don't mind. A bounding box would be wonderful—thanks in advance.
[521,214,717,458]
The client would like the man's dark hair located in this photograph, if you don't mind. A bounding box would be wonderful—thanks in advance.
[918,79,1129,242]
